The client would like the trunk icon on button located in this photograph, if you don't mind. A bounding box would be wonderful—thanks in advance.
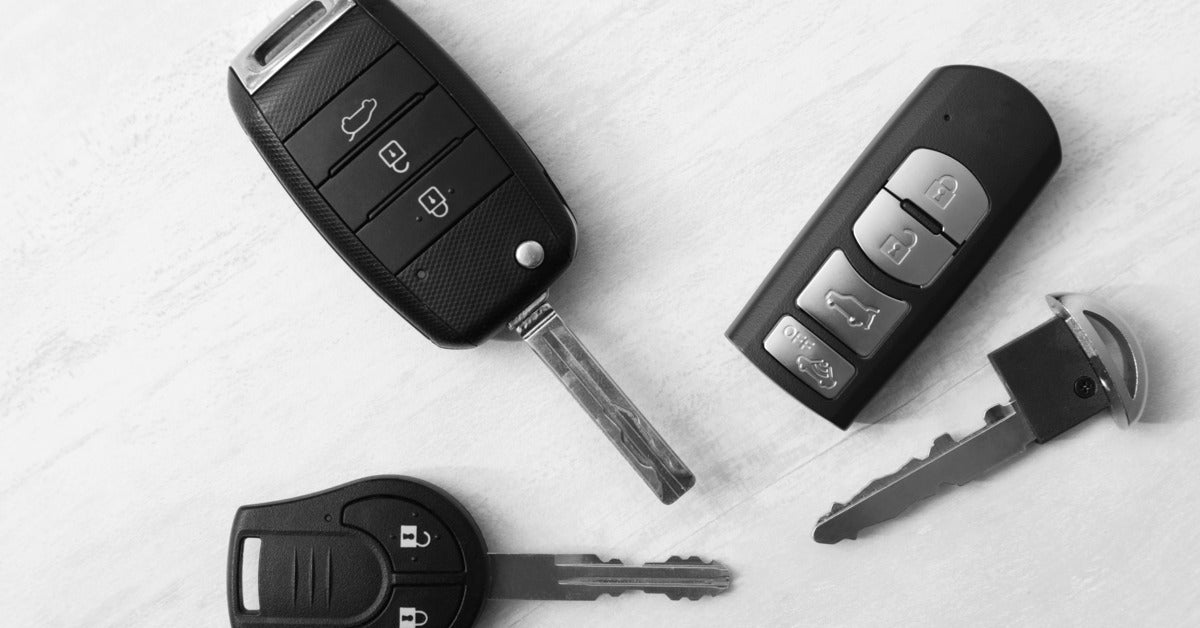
[341,98,377,142]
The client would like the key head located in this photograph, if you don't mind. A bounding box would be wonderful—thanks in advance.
[227,476,489,628]
[1047,293,1149,428]
[229,0,577,348]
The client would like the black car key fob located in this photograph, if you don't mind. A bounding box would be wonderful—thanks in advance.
[228,0,576,348]
[727,65,1061,428]
[228,0,696,504]
[227,477,732,627]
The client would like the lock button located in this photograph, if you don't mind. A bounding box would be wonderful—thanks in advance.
[854,191,956,287]
[342,497,464,573]
[885,148,989,242]
[358,131,512,274]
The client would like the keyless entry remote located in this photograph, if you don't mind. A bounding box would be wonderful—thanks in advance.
[727,66,1061,428]
[229,0,694,502]
[227,477,731,627]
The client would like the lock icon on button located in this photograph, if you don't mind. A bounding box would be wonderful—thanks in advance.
[924,175,958,210]
[398,608,428,628]
[880,229,918,265]
[399,524,433,548]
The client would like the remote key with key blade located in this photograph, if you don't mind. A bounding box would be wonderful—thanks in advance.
[227,477,731,627]
[228,0,694,502]
[727,65,1062,428]
[814,293,1149,542]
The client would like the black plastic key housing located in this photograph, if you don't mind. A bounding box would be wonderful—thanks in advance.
[229,0,576,348]
[227,476,490,628]
[727,66,1061,428]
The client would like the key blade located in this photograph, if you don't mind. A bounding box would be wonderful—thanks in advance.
[511,297,695,504]
[813,403,1036,544]
[488,554,731,601]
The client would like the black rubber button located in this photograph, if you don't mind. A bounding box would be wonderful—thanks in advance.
[255,533,387,620]
[286,47,436,185]
[321,89,473,230]
[361,586,465,628]
[342,497,464,573]
[358,132,511,274]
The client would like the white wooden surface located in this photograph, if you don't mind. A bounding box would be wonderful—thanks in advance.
[3,1,1199,626]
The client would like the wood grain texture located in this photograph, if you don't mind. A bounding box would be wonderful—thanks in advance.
[2,1,1198,626]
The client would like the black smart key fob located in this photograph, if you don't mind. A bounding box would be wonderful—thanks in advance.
[727,65,1061,428]
[229,0,576,348]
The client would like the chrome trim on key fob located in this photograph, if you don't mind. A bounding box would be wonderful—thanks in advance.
[232,0,356,94]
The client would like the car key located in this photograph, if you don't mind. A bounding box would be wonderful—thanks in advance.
[227,0,694,503]
[726,65,1062,428]
[226,477,731,627]
[813,293,1149,543]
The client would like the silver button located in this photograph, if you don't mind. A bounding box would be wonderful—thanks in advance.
[885,148,989,242]
[515,240,545,269]
[854,191,956,287]
[764,315,856,399]
[797,250,910,357]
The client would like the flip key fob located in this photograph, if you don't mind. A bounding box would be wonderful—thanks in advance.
[727,66,1061,428]
[229,0,576,347]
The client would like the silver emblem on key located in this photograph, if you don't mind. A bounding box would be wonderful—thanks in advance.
[813,293,1149,543]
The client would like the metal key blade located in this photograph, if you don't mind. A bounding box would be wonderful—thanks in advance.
[813,402,1037,544]
[488,554,731,601]
[510,296,695,504]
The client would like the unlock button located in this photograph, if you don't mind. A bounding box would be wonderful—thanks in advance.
[854,191,955,287]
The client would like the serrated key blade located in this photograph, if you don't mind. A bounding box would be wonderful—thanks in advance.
[814,403,1037,544]
[487,554,731,601]
[511,297,696,504]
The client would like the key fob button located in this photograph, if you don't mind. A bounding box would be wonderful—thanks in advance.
[363,586,463,628]
[359,132,511,273]
[254,534,387,620]
[342,497,465,573]
[286,47,436,185]
[321,89,474,230]
[885,148,990,242]
[854,191,956,286]
[763,315,856,399]
[797,250,910,357]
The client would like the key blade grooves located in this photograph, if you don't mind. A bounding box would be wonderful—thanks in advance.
[511,298,696,504]
[488,554,731,601]
[814,403,1036,544]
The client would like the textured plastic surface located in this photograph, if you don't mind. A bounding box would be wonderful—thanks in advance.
[253,7,394,139]
[988,318,1109,443]
[726,66,1062,428]
[230,0,577,348]
[226,476,489,628]
[399,178,569,340]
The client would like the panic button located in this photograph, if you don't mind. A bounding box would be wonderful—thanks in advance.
[884,148,990,242]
